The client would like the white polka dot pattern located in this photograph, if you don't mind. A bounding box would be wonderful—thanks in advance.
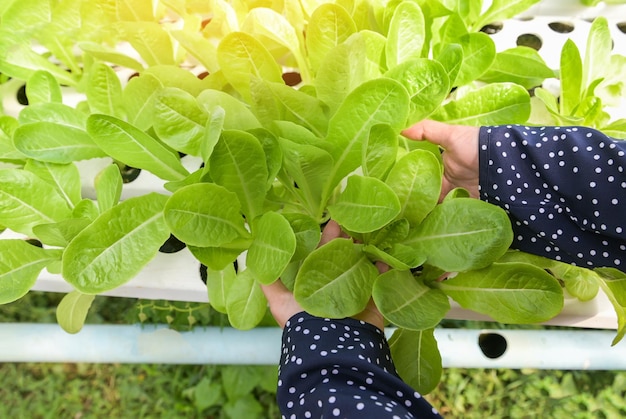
[277,312,442,418]
[479,125,625,269]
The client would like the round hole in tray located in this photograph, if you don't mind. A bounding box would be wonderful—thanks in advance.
[282,71,302,86]
[480,22,503,35]
[478,332,508,359]
[199,264,207,284]
[548,21,575,34]
[516,33,542,51]
[17,84,29,106]
[25,238,44,248]
[119,164,142,183]
[159,234,187,253]
[618,22,626,34]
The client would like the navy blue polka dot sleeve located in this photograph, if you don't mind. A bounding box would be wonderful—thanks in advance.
[277,312,442,419]
[479,125,626,270]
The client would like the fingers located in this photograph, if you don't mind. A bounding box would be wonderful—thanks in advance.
[319,219,347,247]
[259,279,290,301]
[401,120,458,149]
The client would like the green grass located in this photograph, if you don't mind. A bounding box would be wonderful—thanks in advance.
[2,292,626,418]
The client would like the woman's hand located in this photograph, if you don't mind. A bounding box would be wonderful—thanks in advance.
[260,220,385,331]
[402,120,480,201]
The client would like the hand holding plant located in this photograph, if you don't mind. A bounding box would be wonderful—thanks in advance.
[261,220,385,331]
[402,120,480,200]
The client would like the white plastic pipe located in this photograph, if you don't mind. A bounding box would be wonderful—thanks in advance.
[2,324,626,370]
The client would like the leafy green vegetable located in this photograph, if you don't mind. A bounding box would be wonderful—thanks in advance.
[0,169,73,237]
[63,193,170,294]
[403,198,513,272]
[56,291,96,334]
[373,270,450,330]
[164,183,251,247]
[328,175,401,233]
[87,114,189,181]
[294,239,378,318]
[437,262,564,323]
[0,239,61,304]
[247,212,296,285]
[389,328,442,394]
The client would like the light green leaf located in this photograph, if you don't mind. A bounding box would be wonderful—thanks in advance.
[385,59,450,123]
[170,30,219,74]
[26,70,62,105]
[56,291,95,334]
[144,65,205,96]
[253,80,329,137]
[87,114,189,181]
[363,244,411,270]
[294,239,379,318]
[432,83,530,125]
[197,89,261,130]
[63,193,170,294]
[0,169,72,236]
[0,116,23,161]
[24,160,82,209]
[329,175,401,233]
[438,262,564,323]
[72,199,99,222]
[86,62,124,118]
[283,213,321,263]
[479,47,555,90]
[0,240,61,304]
[164,183,250,247]
[454,33,496,87]
[95,164,122,213]
[404,198,512,272]
[305,3,357,74]
[498,250,599,301]
[0,42,76,86]
[201,106,226,164]
[122,73,163,131]
[241,7,308,80]
[217,32,283,103]
[32,218,92,247]
[247,212,296,285]
[389,328,442,395]
[189,240,247,271]
[364,124,398,180]
[209,130,268,220]
[249,128,282,191]
[385,150,441,226]
[279,138,334,215]
[226,269,267,330]
[595,268,626,345]
[560,39,583,115]
[206,263,237,314]
[324,78,410,205]
[373,270,449,330]
[472,0,541,31]
[386,1,425,68]
[14,121,106,164]
[78,41,145,72]
[315,31,386,113]
[153,87,208,156]
[583,17,612,91]
[435,43,463,87]
[116,21,175,66]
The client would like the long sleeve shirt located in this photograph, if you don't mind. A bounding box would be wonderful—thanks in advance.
[479,125,625,270]
[277,312,442,419]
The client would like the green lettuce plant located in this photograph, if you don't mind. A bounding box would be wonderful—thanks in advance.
[0,0,624,393]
